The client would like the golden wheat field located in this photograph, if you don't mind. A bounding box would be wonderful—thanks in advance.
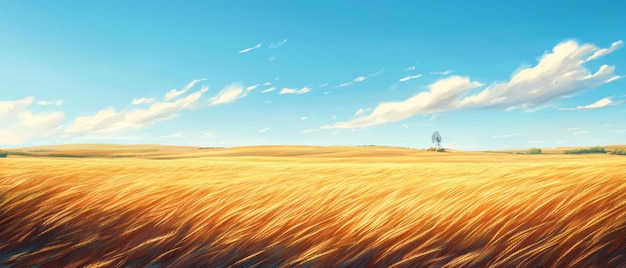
[1,145,625,267]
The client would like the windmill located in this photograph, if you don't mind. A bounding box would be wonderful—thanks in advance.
[432,131,442,150]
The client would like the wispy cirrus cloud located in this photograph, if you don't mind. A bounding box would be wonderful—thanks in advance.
[405,66,416,71]
[131,97,154,105]
[269,38,288,49]
[431,70,454,75]
[279,87,311,95]
[399,74,422,82]
[239,43,262,53]
[354,107,371,116]
[493,133,526,139]
[262,87,277,93]
[324,76,483,129]
[36,100,64,106]
[559,97,623,110]
[165,78,206,101]
[336,69,384,88]
[323,40,622,129]
[210,83,250,105]
[65,80,209,135]
[258,127,270,133]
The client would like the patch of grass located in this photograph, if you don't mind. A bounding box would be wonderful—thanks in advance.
[611,148,626,155]
[564,146,606,154]
[526,148,542,154]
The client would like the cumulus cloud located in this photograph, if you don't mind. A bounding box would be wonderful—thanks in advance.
[323,40,622,129]
[211,83,248,105]
[279,87,311,95]
[36,100,64,106]
[560,97,623,110]
[131,97,154,105]
[0,96,34,116]
[239,43,262,53]
[324,76,482,129]
[65,82,209,134]
[399,74,422,82]
[457,40,621,110]
[0,107,65,145]
[269,38,288,49]
[165,78,206,101]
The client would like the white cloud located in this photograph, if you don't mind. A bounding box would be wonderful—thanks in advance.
[324,76,483,129]
[586,40,623,62]
[301,129,318,133]
[300,116,308,120]
[165,78,206,101]
[0,110,65,145]
[399,74,422,82]
[354,107,371,116]
[161,131,186,138]
[269,56,277,62]
[36,100,64,106]
[336,70,383,88]
[202,131,214,137]
[0,96,33,116]
[263,82,272,86]
[337,82,353,88]
[615,129,626,133]
[319,83,329,87]
[262,87,277,93]
[131,97,154,105]
[65,82,209,135]
[457,40,621,110]
[239,43,262,53]
[258,128,270,133]
[323,91,332,95]
[354,76,367,82]
[401,124,409,129]
[279,87,311,95]
[431,70,454,75]
[323,40,624,129]
[560,97,622,110]
[246,84,259,91]
[405,66,416,71]
[269,38,288,49]
[573,130,588,135]
[211,83,248,105]
[18,111,65,128]
[493,133,526,139]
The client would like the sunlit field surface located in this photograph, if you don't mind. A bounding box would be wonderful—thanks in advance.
[1,146,625,267]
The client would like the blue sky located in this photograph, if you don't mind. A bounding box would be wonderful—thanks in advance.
[1,1,624,150]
